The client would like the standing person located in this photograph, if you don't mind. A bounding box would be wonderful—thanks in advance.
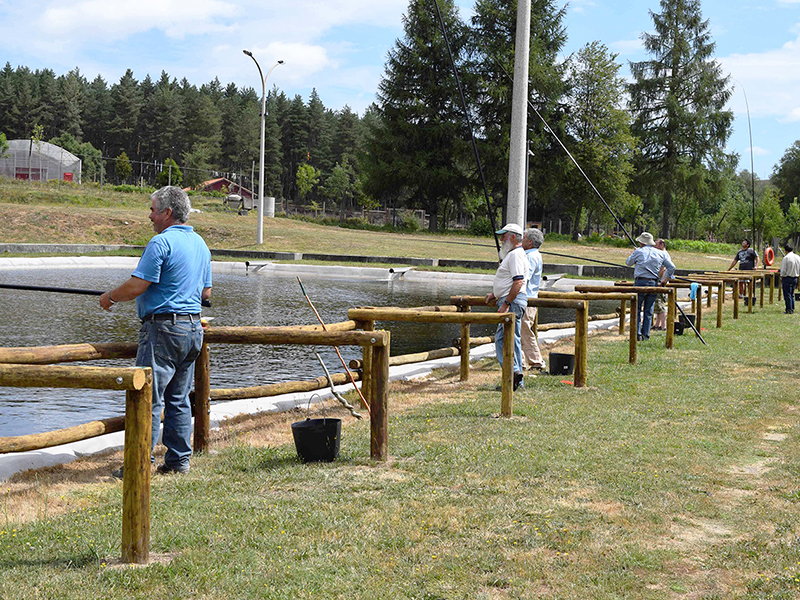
[520,228,546,371]
[780,241,800,314]
[485,223,528,391]
[100,186,212,477]
[625,232,675,341]
[728,238,759,298]
[651,238,672,330]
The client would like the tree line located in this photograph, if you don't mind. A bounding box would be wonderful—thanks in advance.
[1,0,799,245]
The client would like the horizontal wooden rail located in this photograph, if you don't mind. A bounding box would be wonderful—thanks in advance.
[0,363,148,390]
[0,415,125,454]
[0,342,137,365]
[204,327,388,347]
[209,371,357,401]
[349,346,460,370]
[348,307,513,325]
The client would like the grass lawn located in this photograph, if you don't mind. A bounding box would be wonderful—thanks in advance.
[0,178,742,273]
[2,294,800,598]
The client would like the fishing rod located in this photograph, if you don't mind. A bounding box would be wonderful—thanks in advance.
[0,283,212,307]
[485,60,709,343]
[488,58,638,249]
[431,0,501,260]
[297,277,371,415]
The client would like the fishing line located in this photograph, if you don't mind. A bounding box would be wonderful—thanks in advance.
[431,0,501,259]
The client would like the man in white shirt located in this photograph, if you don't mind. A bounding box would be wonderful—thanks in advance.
[485,223,528,391]
[780,241,800,314]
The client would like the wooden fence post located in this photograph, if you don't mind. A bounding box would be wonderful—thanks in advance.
[574,302,588,387]
[733,283,740,319]
[760,273,765,308]
[666,288,675,349]
[629,295,637,364]
[193,341,210,453]
[716,283,723,328]
[369,333,390,461]
[695,287,703,331]
[122,373,152,564]
[458,303,470,382]
[501,315,514,417]
[358,320,374,409]
[619,298,627,335]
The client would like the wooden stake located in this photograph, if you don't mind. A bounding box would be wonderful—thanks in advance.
[122,374,152,564]
[574,301,588,387]
[193,341,210,453]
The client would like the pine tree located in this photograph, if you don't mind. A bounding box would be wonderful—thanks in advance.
[54,68,86,140]
[772,141,800,212]
[109,70,143,156]
[83,75,111,152]
[371,0,470,231]
[469,0,568,221]
[561,42,637,239]
[628,0,733,238]
[306,89,334,175]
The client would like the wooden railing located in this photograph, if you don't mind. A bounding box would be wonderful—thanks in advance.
[446,297,590,392]
[0,363,152,564]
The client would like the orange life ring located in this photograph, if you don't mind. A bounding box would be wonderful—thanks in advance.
[764,247,775,266]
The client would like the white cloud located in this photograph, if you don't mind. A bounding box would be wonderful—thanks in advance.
[722,32,800,122]
[38,0,237,40]
[609,38,643,55]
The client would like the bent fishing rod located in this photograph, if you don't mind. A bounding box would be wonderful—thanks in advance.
[0,283,212,307]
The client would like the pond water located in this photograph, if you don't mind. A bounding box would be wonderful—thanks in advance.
[0,267,614,437]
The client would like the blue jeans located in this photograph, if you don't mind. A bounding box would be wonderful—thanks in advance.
[136,318,203,469]
[635,277,658,339]
[494,296,525,374]
[783,276,797,313]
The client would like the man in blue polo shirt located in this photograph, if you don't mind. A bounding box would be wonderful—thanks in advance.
[101,186,211,476]
[625,231,675,341]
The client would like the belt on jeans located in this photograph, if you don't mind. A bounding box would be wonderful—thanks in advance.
[141,313,200,323]
[637,278,658,282]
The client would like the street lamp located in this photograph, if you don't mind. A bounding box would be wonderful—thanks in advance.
[243,50,283,245]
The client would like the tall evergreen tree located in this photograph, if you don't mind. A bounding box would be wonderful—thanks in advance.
[306,89,334,176]
[772,141,800,212]
[151,73,184,163]
[109,70,143,156]
[279,94,309,200]
[628,0,733,238]
[54,68,86,140]
[561,42,637,239]
[372,0,470,231]
[32,69,58,139]
[83,75,111,152]
[469,0,568,220]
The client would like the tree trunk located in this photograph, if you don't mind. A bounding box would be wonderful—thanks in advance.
[571,200,583,241]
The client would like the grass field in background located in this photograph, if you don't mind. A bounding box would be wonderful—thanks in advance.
[2,295,799,598]
[0,178,743,273]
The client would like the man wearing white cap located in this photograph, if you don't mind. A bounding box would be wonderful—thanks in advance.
[625,231,675,340]
[485,223,528,391]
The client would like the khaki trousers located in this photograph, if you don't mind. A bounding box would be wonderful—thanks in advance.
[520,306,545,369]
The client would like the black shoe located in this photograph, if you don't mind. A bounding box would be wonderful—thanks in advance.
[513,372,524,391]
[157,463,189,475]
[112,467,123,479]
[637,334,643,341]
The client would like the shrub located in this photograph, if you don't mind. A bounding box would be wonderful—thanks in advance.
[469,216,495,237]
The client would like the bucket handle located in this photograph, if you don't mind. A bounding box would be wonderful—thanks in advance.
[304,393,327,421]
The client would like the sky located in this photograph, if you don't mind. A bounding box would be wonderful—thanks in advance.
[0,0,797,180]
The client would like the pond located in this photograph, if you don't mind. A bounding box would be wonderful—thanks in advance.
[0,265,613,437]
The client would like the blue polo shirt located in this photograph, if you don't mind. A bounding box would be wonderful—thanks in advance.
[133,225,212,319]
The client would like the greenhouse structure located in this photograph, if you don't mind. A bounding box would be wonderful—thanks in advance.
[0,139,81,183]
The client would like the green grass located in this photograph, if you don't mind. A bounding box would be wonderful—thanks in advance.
[2,298,800,598]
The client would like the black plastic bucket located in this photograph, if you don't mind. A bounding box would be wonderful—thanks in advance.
[680,314,695,327]
[291,394,341,463]
[674,321,685,335]
[291,418,341,463]
[549,353,575,376]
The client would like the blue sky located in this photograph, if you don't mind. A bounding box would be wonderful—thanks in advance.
[0,0,797,180]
